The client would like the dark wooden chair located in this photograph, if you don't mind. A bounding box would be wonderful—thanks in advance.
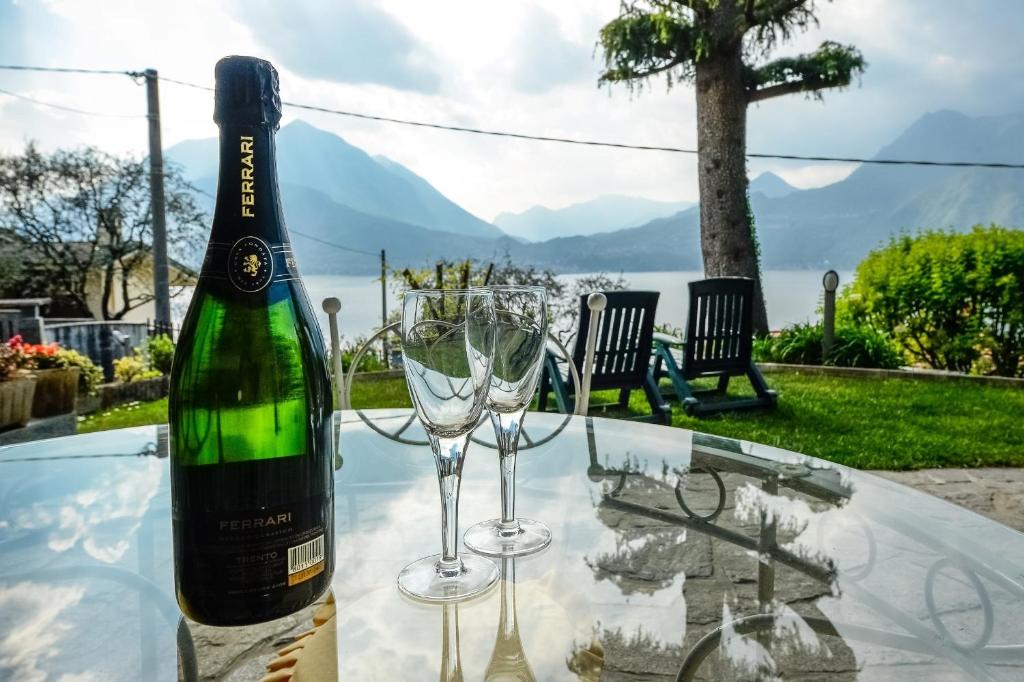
[539,291,670,423]
[651,277,776,416]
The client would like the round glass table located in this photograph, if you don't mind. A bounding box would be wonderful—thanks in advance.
[1,409,1022,681]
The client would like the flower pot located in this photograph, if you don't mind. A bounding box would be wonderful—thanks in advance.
[30,367,80,418]
[0,375,36,431]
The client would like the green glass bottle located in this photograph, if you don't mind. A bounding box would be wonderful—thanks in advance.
[169,56,334,625]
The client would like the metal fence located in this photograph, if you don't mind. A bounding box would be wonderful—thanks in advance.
[146,319,180,340]
[45,321,148,381]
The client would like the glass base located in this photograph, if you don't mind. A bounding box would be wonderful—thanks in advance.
[397,553,499,602]
[463,518,552,557]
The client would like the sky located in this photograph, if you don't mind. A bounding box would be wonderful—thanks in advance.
[1,0,1023,220]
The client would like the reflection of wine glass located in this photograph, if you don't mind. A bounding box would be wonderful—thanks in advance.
[398,289,499,602]
[485,558,537,682]
[440,601,464,682]
[465,286,551,557]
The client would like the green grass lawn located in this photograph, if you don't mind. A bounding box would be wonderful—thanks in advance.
[77,370,1024,471]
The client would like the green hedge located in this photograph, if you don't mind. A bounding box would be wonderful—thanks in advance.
[841,225,1024,377]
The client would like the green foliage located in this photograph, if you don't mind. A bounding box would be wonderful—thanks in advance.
[391,253,627,341]
[746,41,866,102]
[597,1,863,103]
[113,355,163,383]
[0,143,206,319]
[598,5,701,87]
[145,335,175,375]
[330,336,388,376]
[753,322,903,369]
[112,337,173,384]
[58,348,103,394]
[842,226,1024,376]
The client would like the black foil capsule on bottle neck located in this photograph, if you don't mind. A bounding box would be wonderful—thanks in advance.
[213,55,282,129]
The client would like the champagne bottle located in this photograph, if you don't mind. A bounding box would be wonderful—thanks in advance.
[169,56,334,625]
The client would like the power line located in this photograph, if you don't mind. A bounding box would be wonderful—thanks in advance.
[289,230,379,257]
[154,75,1024,171]
[0,86,144,118]
[0,64,135,76]
[157,75,213,92]
[184,182,379,257]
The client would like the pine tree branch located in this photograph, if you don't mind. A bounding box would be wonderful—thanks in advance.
[598,7,700,87]
[748,79,823,102]
[746,40,865,102]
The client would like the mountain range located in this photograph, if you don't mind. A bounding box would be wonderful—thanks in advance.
[167,120,501,239]
[494,194,694,242]
[749,171,796,199]
[166,110,1024,274]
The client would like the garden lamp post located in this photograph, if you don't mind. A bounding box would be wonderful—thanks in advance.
[822,270,840,359]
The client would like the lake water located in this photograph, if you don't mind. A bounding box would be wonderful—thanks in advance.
[302,270,854,342]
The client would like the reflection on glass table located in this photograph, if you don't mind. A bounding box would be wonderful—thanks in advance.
[1,410,1023,681]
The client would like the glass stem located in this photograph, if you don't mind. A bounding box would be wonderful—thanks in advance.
[429,433,469,573]
[490,408,526,530]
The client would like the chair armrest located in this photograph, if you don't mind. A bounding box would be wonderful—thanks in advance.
[653,332,683,346]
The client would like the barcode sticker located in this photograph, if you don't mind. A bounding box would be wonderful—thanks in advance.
[287,534,325,586]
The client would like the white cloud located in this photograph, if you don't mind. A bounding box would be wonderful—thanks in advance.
[0,582,87,682]
[770,163,858,190]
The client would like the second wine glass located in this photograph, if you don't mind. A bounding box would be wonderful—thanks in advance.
[464,285,552,557]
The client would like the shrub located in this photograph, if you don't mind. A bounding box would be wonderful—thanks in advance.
[326,336,388,378]
[145,334,175,374]
[842,225,1024,376]
[57,348,103,394]
[828,325,904,369]
[753,322,902,369]
[114,354,162,383]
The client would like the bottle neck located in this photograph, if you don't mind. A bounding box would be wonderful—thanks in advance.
[201,123,298,293]
[212,123,288,244]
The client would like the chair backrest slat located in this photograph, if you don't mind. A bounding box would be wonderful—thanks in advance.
[573,291,660,391]
[683,278,755,379]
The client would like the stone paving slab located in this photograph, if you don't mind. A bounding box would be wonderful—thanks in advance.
[871,467,1024,533]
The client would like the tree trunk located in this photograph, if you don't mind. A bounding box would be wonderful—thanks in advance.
[695,49,770,335]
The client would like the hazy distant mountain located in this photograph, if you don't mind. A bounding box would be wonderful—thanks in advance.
[493,194,694,242]
[181,176,514,275]
[749,171,796,198]
[525,109,1024,271]
[166,120,502,239]
[753,109,1024,267]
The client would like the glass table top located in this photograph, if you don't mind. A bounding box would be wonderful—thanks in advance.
[1,409,1022,681]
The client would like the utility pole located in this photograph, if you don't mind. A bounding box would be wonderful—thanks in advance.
[144,68,172,333]
[380,249,389,366]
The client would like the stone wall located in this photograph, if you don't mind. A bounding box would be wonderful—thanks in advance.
[77,376,169,414]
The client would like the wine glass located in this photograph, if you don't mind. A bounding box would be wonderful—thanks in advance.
[398,288,499,601]
[464,285,551,557]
